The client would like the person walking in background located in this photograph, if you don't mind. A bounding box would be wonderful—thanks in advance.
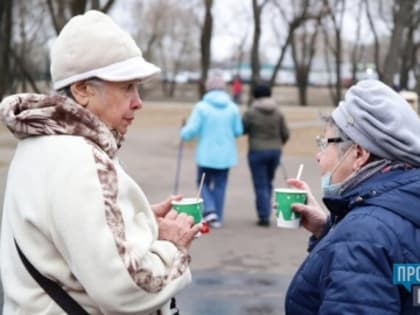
[242,83,290,227]
[285,80,420,314]
[0,11,200,315]
[180,75,243,228]
[231,75,243,104]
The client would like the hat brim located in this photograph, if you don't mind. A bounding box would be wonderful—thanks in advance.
[53,56,161,90]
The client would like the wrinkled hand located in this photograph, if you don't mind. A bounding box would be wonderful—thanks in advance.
[152,195,183,218]
[287,178,328,238]
[157,210,202,251]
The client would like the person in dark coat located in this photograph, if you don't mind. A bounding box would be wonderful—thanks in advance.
[242,83,289,226]
[285,80,420,314]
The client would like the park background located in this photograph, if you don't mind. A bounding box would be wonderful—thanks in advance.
[1,0,420,314]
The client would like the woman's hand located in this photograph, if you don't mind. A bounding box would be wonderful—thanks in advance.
[157,210,202,251]
[287,178,328,238]
[151,195,183,218]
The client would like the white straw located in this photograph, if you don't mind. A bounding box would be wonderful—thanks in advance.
[296,164,304,180]
[196,172,206,200]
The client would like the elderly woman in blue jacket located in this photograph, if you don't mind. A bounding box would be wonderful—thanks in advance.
[285,80,420,314]
[180,75,243,228]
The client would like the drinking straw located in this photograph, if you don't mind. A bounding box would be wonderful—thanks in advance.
[196,172,206,200]
[296,164,304,180]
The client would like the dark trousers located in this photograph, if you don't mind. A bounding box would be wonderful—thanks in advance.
[247,149,281,222]
[197,166,229,222]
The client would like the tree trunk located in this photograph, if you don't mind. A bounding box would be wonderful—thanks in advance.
[296,67,309,106]
[269,31,294,89]
[47,0,116,35]
[334,27,342,104]
[46,0,67,34]
[350,0,364,85]
[382,0,414,86]
[0,0,13,98]
[364,0,382,80]
[199,0,213,97]
[249,0,263,106]
[399,22,415,90]
[249,0,272,106]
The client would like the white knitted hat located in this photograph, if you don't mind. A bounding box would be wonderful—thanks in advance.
[50,10,160,90]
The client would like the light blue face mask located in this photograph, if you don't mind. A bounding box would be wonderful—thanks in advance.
[321,172,342,197]
[321,144,355,197]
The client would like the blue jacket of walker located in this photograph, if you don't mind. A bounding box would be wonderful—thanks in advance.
[285,167,420,314]
[180,90,243,169]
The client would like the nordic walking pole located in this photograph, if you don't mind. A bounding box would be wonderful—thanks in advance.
[280,162,289,185]
[173,139,184,194]
[173,139,184,195]
[173,119,186,194]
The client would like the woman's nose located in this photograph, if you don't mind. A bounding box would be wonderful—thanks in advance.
[132,89,142,110]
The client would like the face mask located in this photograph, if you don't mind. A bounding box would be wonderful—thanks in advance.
[321,144,355,197]
[321,172,342,197]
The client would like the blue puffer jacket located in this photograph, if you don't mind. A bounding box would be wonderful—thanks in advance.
[285,167,420,314]
[180,90,243,169]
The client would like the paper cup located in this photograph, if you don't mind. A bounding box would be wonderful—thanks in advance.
[171,198,203,225]
[274,188,307,229]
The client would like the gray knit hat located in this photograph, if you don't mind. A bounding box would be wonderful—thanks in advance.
[50,10,160,90]
[332,80,420,166]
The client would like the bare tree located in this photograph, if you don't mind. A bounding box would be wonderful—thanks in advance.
[399,22,415,90]
[232,31,249,76]
[161,5,199,97]
[364,0,383,79]
[199,0,214,96]
[411,7,420,97]
[382,0,416,86]
[398,4,420,90]
[349,0,365,85]
[291,16,322,106]
[0,0,13,98]
[321,0,346,106]
[132,1,200,97]
[133,1,164,62]
[12,0,52,94]
[249,0,270,105]
[269,0,320,89]
[46,0,116,34]
[415,44,420,97]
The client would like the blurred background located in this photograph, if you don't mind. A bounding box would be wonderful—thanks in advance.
[1,1,420,313]
[0,0,419,107]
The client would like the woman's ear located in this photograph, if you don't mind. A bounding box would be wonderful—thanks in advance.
[353,145,371,171]
[70,81,93,107]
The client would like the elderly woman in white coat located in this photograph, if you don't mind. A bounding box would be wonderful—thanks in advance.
[0,11,200,315]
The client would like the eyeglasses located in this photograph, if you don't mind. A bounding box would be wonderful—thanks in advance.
[315,136,343,151]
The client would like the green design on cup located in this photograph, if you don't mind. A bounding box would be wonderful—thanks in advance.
[274,188,307,221]
[171,198,203,224]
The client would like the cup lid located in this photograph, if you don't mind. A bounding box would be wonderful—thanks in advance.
[274,188,306,193]
[171,197,203,205]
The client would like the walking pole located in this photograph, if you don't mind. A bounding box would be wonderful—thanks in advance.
[173,139,184,194]
[280,162,289,185]
[174,118,186,194]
